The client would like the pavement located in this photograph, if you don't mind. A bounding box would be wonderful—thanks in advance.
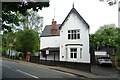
[2,57,120,80]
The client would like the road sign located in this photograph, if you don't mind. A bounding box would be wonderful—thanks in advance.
[46,50,49,54]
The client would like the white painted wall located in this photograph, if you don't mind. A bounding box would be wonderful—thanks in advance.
[40,36,60,61]
[40,36,60,50]
[60,13,90,63]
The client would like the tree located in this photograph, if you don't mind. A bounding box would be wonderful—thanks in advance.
[2,30,15,53]
[1,1,49,56]
[27,9,43,35]
[19,9,43,35]
[15,29,40,58]
[115,28,120,61]
[99,0,118,6]
[2,1,49,31]
[90,24,120,65]
[90,24,118,52]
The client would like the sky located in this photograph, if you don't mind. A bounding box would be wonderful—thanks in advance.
[119,2,120,27]
[38,0,118,34]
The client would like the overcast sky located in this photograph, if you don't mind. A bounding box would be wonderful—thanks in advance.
[118,2,120,28]
[37,0,118,34]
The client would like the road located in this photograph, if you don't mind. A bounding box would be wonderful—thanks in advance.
[1,59,84,80]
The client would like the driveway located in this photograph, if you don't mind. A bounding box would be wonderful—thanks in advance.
[91,65,119,79]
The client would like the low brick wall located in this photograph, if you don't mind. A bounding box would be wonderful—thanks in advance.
[30,56,91,72]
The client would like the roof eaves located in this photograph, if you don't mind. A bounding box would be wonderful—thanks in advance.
[40,35,60,37]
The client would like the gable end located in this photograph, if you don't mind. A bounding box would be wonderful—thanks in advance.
[59,8,90,30]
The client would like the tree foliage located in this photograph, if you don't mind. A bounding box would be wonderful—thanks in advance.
[90,24,118,50]
[90,24,120,59]
[27,9,43,35]
[99,0,117,6]
[2,1,49,31]
[15,29,40,57]
[2,31,15,52]
[19,9,43,35]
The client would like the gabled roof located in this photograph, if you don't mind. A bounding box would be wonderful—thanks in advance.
[41,24,61,37]
[59,7,90,30]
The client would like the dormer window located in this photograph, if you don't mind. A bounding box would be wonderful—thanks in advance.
[68,29,80,39]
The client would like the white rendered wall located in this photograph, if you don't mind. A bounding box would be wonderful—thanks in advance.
[40,36,60,50]
[60,13,90,63]
[40,36,60,61]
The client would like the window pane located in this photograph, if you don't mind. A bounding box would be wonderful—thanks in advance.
[72,34,74,39]
[70,34,72,39]
[77,34,80,39]
[75,30,76,33]
[73,30,76,34]
[68,30,70,33]
[80,48,82,58]
[71,53,73,58]
[68,34,70,39]
[74,48,77,52]
[71,30,73,33]
[74,53,77,58]
[74,34,76,39]
[70,48,73,52]
[80,48,82,53]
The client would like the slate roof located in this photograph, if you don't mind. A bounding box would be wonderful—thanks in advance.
[41,24,61,37]
[59,7,90,29]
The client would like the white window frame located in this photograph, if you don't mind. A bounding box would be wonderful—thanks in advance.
[68,29,80,40]
[70,48,77,59]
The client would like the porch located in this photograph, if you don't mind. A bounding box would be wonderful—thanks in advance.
[40,47,60,61]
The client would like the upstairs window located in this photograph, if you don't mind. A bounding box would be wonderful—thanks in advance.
[68,29,80,39]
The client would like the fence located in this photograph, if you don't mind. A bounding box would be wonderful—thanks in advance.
[30,56,91,72]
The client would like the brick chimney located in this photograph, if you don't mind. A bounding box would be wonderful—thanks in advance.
[51,19,57,35]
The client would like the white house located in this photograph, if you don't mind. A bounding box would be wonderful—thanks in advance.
[40,5,90,63]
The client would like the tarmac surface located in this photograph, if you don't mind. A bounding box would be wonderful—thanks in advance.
[1,57,120,80]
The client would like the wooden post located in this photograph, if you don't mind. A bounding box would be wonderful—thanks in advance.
[45,54,47,64]
[54,52,55,61]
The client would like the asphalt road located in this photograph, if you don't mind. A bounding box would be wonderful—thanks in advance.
[1,59,84,80]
